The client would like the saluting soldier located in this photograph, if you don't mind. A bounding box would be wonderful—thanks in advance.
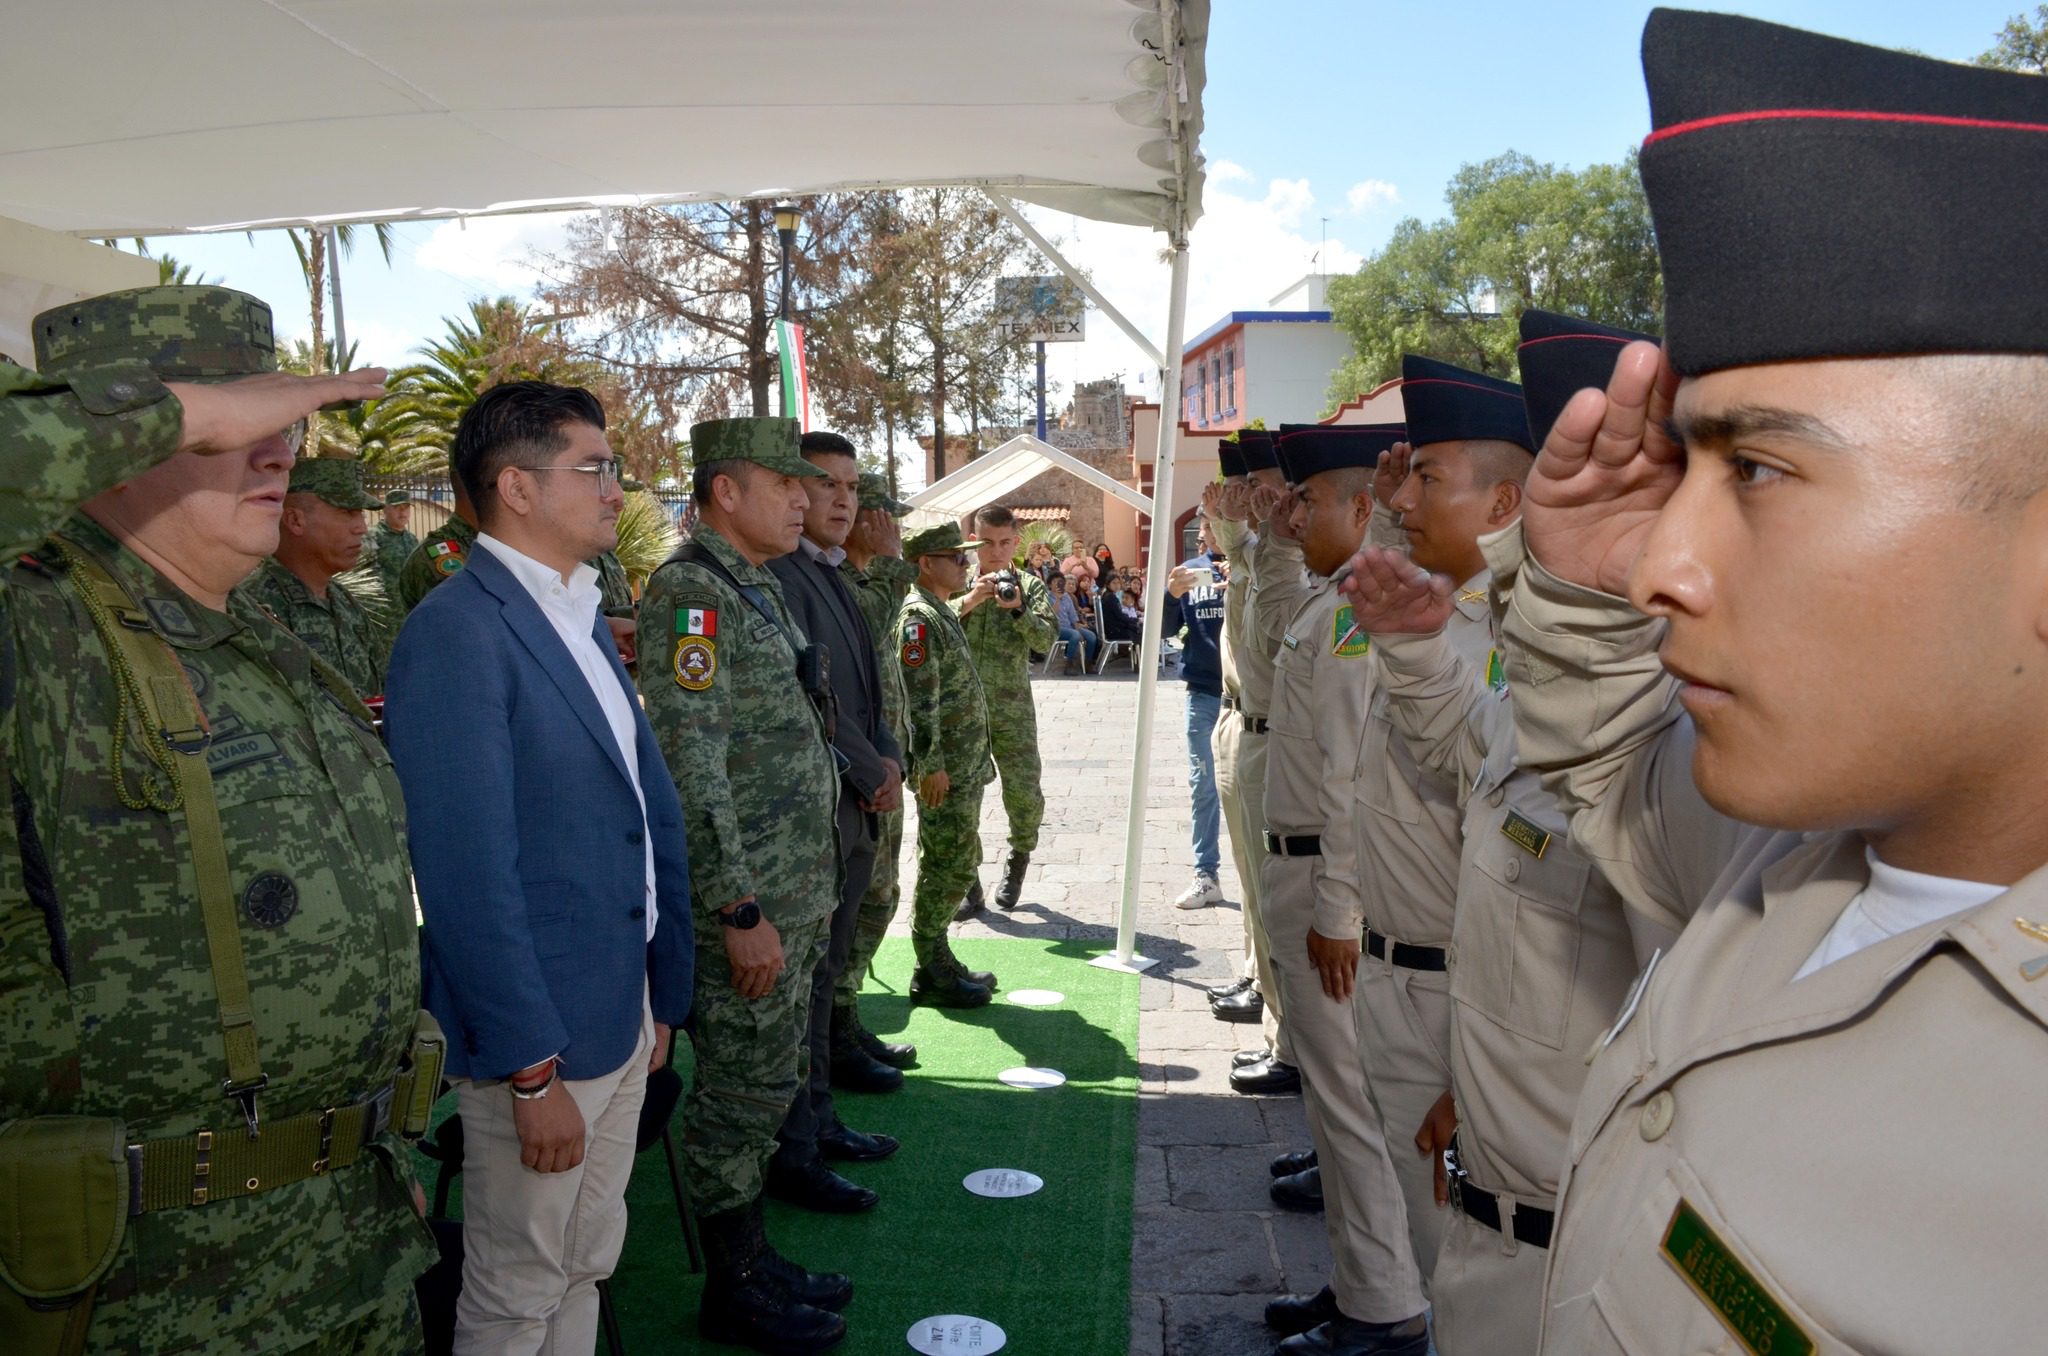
[897,524,999,1007]
[1335,312,1654,1356]
[830,472,921,1090]
[636,417,849,1356]
[1428,13,2048,1352]
[238,455,389,698]
[1255,424,1429,1356]
[0,286,438,1354]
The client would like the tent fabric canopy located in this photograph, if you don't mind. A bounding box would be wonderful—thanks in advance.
[908,435,1150,531]
[1,0,1207,236]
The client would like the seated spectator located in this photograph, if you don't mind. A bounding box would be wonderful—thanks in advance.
[1122,588,1144,619]
[1048,574,1101,672]
[1099,584,1142,643]
[1093,543,1117,580]
[1025,539,1060,584]
[1060,549,1099,587]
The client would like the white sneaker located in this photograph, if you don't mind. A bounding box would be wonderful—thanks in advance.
[1174,875,1224,910]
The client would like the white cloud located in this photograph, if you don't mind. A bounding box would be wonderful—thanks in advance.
[1345,179,1401,215]
[411,211,580,292]
[1208,159,1254,186]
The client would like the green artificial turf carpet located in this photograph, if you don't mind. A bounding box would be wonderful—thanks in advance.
[421,934,1140,1355]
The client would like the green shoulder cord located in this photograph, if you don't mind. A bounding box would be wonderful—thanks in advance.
[47,537,268,1137]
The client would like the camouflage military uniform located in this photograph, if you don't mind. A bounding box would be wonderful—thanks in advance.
[362,519,418,601]
[398,514,632,618]
[638,504,837,1215]
[240,557,387,699]
[0,288,434,1354]
[899,580,993,956]
[836,550,918,1004]
[955,566,1054,856]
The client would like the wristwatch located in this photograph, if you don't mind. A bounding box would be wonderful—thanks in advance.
[720,901,763,930]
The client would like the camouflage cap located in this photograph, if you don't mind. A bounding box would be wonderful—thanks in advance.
[690,417,827,480]
[289,458,384,511]
[33,285,278,382]
[857,472,914,515]
[383,489,412,506]
[902,522,984,558]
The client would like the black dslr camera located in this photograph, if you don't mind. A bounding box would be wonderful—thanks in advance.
[993,569,1021,603]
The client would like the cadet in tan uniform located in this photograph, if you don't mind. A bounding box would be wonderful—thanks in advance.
[1348,358,1530,1288]
[1258,424,1428,1356]
[1341,312,1661,1356]
[1454,13,2048,1353]
[1208,430,1311,1096]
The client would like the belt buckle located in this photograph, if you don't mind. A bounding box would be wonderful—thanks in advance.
[222,1074,268,1138]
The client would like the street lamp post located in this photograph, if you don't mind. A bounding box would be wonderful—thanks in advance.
[772,201,801,318]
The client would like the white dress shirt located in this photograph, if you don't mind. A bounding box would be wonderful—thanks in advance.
[478,534,657,941]
[1794,844,2002,980]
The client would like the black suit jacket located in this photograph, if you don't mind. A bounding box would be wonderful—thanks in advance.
[767,540,901,807]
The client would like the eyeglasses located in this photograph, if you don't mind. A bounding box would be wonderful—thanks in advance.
[283,419,307,456]
[952,553,972,567]
[525,459,622,493]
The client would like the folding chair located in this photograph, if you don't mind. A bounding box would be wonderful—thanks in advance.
[1094,596,1137,673]
[1037,636,1071,675]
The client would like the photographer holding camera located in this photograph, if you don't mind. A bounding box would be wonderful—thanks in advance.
[952,504,1057,915]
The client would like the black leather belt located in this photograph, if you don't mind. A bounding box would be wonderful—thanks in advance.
[1264,832,1320,857]
[1241,715,1269,734]
[1365,929,1447,971]
[1449,1175,1554,1250]
[1222,695,1242,711]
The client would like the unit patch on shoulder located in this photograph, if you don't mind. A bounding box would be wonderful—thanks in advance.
[674,635,717,690]
[1332,605,1372,658]
[901,618,928,669]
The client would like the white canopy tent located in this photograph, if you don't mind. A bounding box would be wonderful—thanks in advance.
[1,0,1207,968]
[906,434,1152,531]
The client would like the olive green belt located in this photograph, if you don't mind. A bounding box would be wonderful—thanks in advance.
[126,1083,397,1215]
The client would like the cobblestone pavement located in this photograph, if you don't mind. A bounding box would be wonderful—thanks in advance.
[885,664,1321,1356]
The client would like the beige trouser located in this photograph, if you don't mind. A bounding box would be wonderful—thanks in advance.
[1354,957,1453,1295]
[1430,1198,1547,1356]
[1215,718,1288,1062]
[1260,854,1425,1323]
[453,993,655,1356]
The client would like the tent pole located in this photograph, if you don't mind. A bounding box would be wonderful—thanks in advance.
[326,225,348,370]
[1099,232,1189,972]
[982,192,1167,371]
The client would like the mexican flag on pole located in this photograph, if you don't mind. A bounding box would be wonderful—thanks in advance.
[776,318,811,431]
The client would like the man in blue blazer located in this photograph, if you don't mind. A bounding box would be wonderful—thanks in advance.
[386,381,693,1356]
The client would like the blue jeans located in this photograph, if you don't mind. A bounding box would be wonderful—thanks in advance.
[1057,626,1100,668]
[1184,687,1221,878]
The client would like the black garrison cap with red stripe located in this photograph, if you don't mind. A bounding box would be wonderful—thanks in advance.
[1217,437,1247,479]
[1517,309,1658,448]
[1640,8,2048,374]
[1399,356,1532,451]
[1230,428,1278,477]
[1275,423,1406,483]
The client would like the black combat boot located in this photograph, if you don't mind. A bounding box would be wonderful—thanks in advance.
[854,1017,917,1070]
[934,932,997,992]
[697,1203,847,1354]
[992,849,1030,910]
[955,877,986,920]
[828,1005,903,1093]
[909,936,993,1009]
[751,1197,854,1311]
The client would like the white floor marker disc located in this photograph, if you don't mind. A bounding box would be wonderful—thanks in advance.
[963,1168,1044,1199]
[1007,988,1064,1006]
[908,1315,1007,1354]
[997,1066,1066,1090]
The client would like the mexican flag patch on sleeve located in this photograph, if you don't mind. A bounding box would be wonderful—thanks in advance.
[677,607,718,637]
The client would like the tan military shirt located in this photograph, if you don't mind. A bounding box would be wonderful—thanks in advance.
[1490,521,2048,1356]
[1264,575,1387,939]
[1238,529,1310,718]
[1372,620,1642,1203]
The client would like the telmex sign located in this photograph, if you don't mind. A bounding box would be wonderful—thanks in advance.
[994,275,1085,344]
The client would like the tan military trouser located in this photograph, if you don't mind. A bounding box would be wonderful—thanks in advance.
[1354,956,1454,1292]
[1215,717,1287,1061]
[1430,1197,1546,1356]
[1260,854,1426,1324]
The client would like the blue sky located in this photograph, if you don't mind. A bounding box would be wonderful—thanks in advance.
[146,1,2027,484]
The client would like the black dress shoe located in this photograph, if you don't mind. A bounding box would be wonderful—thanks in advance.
[955,880,986,921]
[1206,975,1253,1000]
[856,1026,917,1069]
[1233,1047,1269,1068]
[1270,1166,1323,1212]
[830,1044,904,1094]
[1270,1147,1317,1177]
[1229,1055,1300,1095]
[1266,1285,1340,1335]
[1276,1316,1430,1355]
[765,1160,879,1214]
[1211,988,1265,1024]
[817,1122,900,1163]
